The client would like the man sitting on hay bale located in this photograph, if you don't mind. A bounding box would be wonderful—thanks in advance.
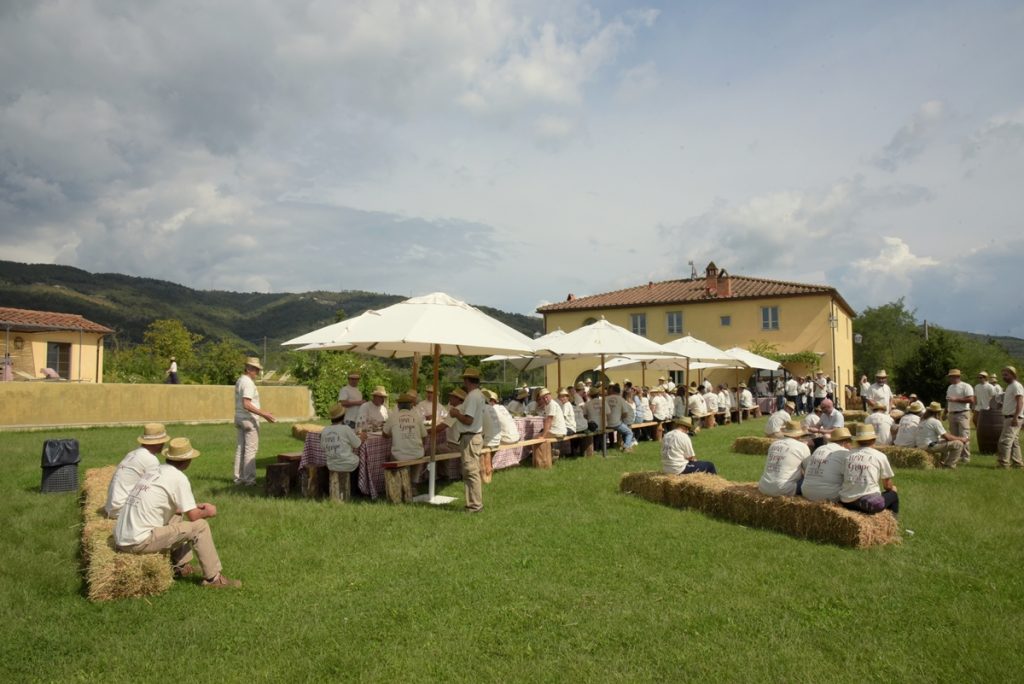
[840,424,900,516]
[661,417,717,476]
[894,401,925,447]
[864,404,896,446]
[764,401,795,439]
[114,437,241,588]
[104,423,170,518]
[800,426,853,503]
[916,401,969,468]
[806,399,844,448]
[758,421,811,497]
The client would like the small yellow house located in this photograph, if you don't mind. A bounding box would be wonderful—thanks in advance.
[537,262,856,389]
[0,307,113,383]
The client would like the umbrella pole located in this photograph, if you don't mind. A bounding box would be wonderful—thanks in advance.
[557,358,562,391]
[428,344,440,501]
[601,353,607,457]
[736,367,741,424]
[411,352,421,393]
[641,361,646,388]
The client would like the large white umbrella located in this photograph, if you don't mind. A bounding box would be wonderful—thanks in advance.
[542,318,684,456]
[280,311,372,347]
[292,292,538,504]
[662,335,734,363]
[724,347,781,371]
[482,329,563,375]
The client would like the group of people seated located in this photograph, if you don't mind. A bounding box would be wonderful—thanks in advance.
[104,423,240,588]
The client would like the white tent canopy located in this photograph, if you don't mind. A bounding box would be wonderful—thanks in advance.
[724,347,781,371]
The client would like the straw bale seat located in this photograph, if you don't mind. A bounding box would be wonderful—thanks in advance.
[291,423,324,441]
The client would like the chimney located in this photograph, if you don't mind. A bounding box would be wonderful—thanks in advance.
[566,293,576,302]
[705,261,719,296]
[719,269,733,297]
[648,281,653,289]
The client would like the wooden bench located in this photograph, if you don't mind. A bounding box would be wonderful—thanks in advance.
[381,452,463,503]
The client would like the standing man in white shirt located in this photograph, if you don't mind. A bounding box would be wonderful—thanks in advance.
[812,371,828,409]
[337,371,365,428]
[945,369,975,464]
[233,357,276,487]
[448,368,486,512]
[165,356,179,384]
[785,376,800,414]
[973,371,997,428]
[859,375,871,412]
[866,370,894,412]
[997,366,1024,469]
[105,423,170,518]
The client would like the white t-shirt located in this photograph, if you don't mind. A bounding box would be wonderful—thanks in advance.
[459,388,485,435]
[506,399,526,416]
[946,381,974,413]
[416,399,447,422]
[651,394,673,421]
[169,361,178,373]
[105,447,161,518]
[321,423,362,471]
[867,383,893,411]
[544,399,567,437]
[974,383,997,411]
[916,417,948,449]
[704,391,720,414]
[813,377,828,399]
[758,438,810,497]
[561,400,577,431]
[717,391,731,411]
[383,408,427,461]
[893,414,921,447]
[786,379,799,396]
[114,464,196,547]
[860,381,871,398]
[235,374,260,421]
[739,389,754,409]
[688,394,707,417]
[764,409,791,436]
[356,401,389,431]
[337,385,363,423]
[573,404,588,432]
[801,443,849,503]
[819,410,845,431]
[673,395,686,417]
[483,404,521,447]
[802,413,821,431]
[1003,380,1024,418]
[661,429,695,474]
[639,396,653,421]
[864,412,895,446]
[839,446,894,503]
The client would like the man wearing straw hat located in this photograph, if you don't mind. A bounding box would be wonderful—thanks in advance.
[997,366,1024,469]
[866,370,894,412]
[661,416,717,475]
[537,388,568,444]
[945,368,975,463]
[448,368,486,512]
[916,401,968,468]
[357,386,390,431]
[234,357,276,487]
[606,384,636,452]
[800,426,853,503]
[864,403,896,446]
[894,400,925,447]
[482,389,520,449]
[758,421,810,497]
[974,371,998,427]
[507,388,529,416]
[416,386,447,422]
[839,424,899,515]
[764,401,795,439]
[384,392,429,484]
[104,423,170,518]
[323,402,364,500]
[337,371,365,428]
[115,437,241,588]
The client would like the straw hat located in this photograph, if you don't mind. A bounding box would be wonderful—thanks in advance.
[1004,366,1018,379]
[875,369,888,378]
[515,389,528,400]
[688,387,698,395]
[245,356,263,370]
[537,388,552,399]
[450,388,467,402]
[829,427,852,442]
[482,389,499,402]
[785,401,796,412]
[371,386,388,398]
[947,368,962,377]
[557,388,569,397]
[169,356,176,361]
[852,424,878,442]
[348,370,361,379]
[397,391,418,405]
[673,416,693,430]
[782,420,807,438]
[575,381,586,390]
[977,371,989,379]
[908,400,925,414]
[138,423,170,445]
[462,367,481,380]
[328,402,346,420]
[738,383,747,389]
[163,437,201,461]
[925,401,943,414]
[890,409,905,421]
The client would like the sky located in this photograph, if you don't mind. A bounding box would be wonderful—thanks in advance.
[1,1,1022,334]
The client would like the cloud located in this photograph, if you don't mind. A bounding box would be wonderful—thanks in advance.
[962,107,1024,159]
[616,61,659,101]
[872,100,946,171]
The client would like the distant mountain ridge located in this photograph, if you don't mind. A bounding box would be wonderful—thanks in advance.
[0,260,543,349]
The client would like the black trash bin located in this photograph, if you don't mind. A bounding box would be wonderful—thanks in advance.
[41,438,81,493]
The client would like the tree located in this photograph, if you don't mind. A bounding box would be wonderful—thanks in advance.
[893,328,961,403]
[142,319,203,373]
[194,340,247,385]
[288,350,411,418]
[853,299,921,387]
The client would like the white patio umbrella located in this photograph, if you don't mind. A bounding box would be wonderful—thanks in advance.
[598,356,739,385]
[660,335,738,389]
[724,347,781,371]
[292,292,538,504]
[280,311,372,347]
[482,329,563,376]
[542,318,684,456]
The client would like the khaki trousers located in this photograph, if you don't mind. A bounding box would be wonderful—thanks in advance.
[948,411,971,461]
[121,515,222,578]
[929,440,966,468]
[997,417,1023,467]
[460,433,484,512]
[234,417,259,485]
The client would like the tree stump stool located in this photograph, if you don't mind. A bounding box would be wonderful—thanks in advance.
[581,435,595,457]
[304,465,329,499]
[384,467,414,503]
[654,423,665,442]
[328,470,353,502]
[265,463,295,497]
[533,440,553,469]
[482,451,493,483]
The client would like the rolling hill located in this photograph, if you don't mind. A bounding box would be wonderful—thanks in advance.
[0,260,543,350]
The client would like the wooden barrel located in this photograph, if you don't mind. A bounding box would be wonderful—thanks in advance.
[977,409,1002,454]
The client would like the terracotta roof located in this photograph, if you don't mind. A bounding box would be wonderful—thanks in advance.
[537,275,855,316]
[0,306,114,334]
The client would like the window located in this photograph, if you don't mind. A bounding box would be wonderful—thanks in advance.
[630,313,647,336]
[720,315,731,327]
[761,306,779,331]
[666,311,683,335]
[46,342,71,378]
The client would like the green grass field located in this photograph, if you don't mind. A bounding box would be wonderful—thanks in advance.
[2,419,1023,682]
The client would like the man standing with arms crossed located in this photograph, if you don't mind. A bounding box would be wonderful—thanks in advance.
[997,366,1024,469]
[946,369,975,464]
[234,357,276,487]
[337,371,364,428]
[448,368,485,512]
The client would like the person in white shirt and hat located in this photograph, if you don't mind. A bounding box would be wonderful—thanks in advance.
[661,417,717,475]
[973,371,998,428]
[894,400,925,447]
[448,368,486,512]
[105,423,170,518]
[356,386,390,431]
[800,426,853,503]
[337,371,364,428]
[758,421,810,497]
[945,368,975,463]
[765,402,795,439]
[114,437,241,588]
[416,386,447,423]
[383,392,428,489]
[916,401,969,468]
[997,366,1024,469]
[839,424,899,515]
[322,402,365,501]
[482,389,520,449]
[864,404,896,446]
[736,383,755,418]
[866,370,894,412]
[687,386,708,422]
[537,388,568,442]
[233,357,276,487]
[507,388,529,416]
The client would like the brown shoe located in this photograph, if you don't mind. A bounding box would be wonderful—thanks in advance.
[202,574,242,589]
[173,563,200,579]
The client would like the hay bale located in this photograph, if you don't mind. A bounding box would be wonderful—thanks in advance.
[80,467,173,602]
[291,423,324,441]
[732,436,775,455]
[877,445,938,469]
[620,472,900,549]
[842,410,868,422]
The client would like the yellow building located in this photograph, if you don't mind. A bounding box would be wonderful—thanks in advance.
[537,262,855,390]
[1,307,113,383]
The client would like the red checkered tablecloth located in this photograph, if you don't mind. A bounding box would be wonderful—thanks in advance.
[490,416,545,469]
